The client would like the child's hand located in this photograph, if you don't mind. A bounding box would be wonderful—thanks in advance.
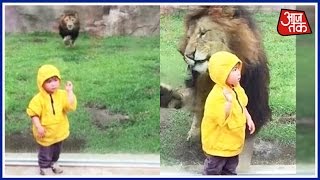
[223,88,233,102]
[65,81,73,92]
[247,119,255,134]
[37,125,45,138]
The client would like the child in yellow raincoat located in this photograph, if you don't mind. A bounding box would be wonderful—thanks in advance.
[26,64,77,175]
[201,51,255,175]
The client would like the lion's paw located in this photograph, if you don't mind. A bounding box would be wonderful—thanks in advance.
[63,36,72,46]
[186,127,200,143]
[160,83,183,109]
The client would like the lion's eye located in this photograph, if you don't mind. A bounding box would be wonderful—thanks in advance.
[199,30,210,38]
[200,31,206,37]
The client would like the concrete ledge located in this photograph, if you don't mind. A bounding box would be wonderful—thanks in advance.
[5,153,160,163]
[4,153,160,177]
[160,164,316,177]
[5,166,160,177]
[4,153,316,177]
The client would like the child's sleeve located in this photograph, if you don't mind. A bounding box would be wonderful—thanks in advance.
[26,96,42,118]
[63,91,77,112]
[204,94,231,127]
[239,86,248,107]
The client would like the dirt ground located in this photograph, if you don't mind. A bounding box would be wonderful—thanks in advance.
[5,105,130,153]
[5,106,297,166]
[160,108,296,165]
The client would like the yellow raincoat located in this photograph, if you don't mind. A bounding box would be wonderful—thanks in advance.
[26,65,77,146]
[201,51,248,157]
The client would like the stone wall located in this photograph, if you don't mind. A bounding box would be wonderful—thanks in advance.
[5,5,313,36]
[5,5,160,37]
[160,5,297,15]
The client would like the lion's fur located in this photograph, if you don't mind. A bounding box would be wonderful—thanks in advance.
[58,10,80,46]
[178,6,271,138]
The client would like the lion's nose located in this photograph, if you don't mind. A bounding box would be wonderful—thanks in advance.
[67,25,72,29]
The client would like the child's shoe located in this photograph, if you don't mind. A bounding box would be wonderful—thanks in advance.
[40,168,52,175]
[51,162,63,174]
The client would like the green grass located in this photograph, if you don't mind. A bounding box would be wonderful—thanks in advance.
[160,110,197,165]
[296,33,315,118]
[296,126,315,163]
[296,33,315,163]
[254,12,296,144]
[160,13,187,88]
[249,12,296,117]
[258,119,296,146]
[5,32,160,153]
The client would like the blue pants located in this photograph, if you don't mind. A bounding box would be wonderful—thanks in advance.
[37,141,62,168]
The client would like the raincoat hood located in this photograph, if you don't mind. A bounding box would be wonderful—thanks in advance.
[208,51,242,87]
[37,64,61,94]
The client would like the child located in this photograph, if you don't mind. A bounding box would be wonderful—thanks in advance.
[201,51,255,175]
[26,64,77,175]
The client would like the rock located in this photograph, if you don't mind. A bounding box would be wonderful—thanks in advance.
[4,5,159,37]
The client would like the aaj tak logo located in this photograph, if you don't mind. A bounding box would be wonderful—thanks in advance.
[277,9,312,36]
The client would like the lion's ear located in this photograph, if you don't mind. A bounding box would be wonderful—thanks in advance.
[60,13,66,20]
[74,12,79,18]
[208,6,235,19]
[221,6,236,18]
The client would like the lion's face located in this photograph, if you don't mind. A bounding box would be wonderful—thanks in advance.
[62,13,79,30]
[181,16,230,73]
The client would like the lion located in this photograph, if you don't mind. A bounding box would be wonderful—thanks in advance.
[58,10,80,47]
[160,6,271,172]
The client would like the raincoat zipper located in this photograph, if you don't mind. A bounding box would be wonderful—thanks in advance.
[232,89,243,113]
[49,94,55,115]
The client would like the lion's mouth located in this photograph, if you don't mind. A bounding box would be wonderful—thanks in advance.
[185,56,210,73]
[184,56,209,66]
[195,58,209,64]
[67,25,74,30]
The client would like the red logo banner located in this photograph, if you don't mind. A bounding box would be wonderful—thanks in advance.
[277,9,312,36]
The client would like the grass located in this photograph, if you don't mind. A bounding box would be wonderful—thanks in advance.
[5,32,160,153]
[160,11,297,164]
[296,33,316,163]
[258,119,296,146]
[160,12,187,88]
[296,126,315,163]
[296,33,315,118]
[161,109,210,165]
[254,12,296,144]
